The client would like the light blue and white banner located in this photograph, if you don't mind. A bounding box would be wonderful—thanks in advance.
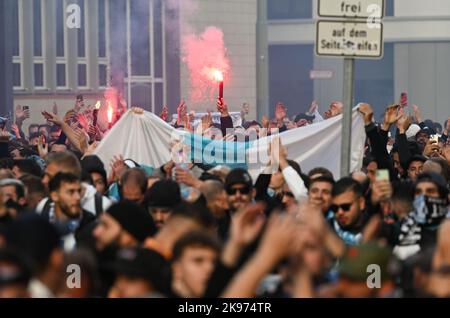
[94,108,366,180]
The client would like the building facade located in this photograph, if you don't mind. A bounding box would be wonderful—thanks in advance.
[3,0,450,128]
[179,0,258,118]
[263,0,450,123]
[9,0,258,127]
[11,0,180,129]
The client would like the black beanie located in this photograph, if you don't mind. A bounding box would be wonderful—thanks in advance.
[144,179,181,208]
[5,214,61,273]
[416,172,449,200]
[81,155,107,184]
[106,200,156,242]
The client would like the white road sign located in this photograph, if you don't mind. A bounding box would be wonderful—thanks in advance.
[316,20,383,58]
[318,0,385,19]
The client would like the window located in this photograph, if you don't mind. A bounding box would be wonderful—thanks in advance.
[155,83,163,110]
[386,0,394,17]
[12,0,20,56]
[12,0,22,89]
[130,0,150,76]
[33,0,42,56]
[13,64,21,87]
[56,0,65,57]
[33,0,46,88]
[57,64,67,87]
[269,44,314,118]
[77,0,88,90]
[77,0,86,58]
[130,0,151,76]
[34,64,44,87]
[107,0,168,111]
[78,64,87,87]
[354,43,394,119]
[154,0,163,78]
[99,65,108,87]
[98,0,109,88]
[268,0,312,20]
[98,0,107,58]
[131,84,152,109]
[164,0,181,112]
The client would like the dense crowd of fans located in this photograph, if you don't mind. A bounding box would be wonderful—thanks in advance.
[0,94,449,298]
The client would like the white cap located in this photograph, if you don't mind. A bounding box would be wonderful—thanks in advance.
[406,124,421,139]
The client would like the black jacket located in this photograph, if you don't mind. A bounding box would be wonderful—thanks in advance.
[365,123,398,182]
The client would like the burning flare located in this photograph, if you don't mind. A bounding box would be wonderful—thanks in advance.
[107,101,113,124]
[211,69,224,82]
[210,69,224,99]
[95,101,101,110]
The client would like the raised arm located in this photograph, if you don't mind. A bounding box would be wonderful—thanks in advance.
[217,98,233,137]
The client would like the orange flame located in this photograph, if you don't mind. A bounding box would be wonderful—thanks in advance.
[212,69,224,82]
[107,101,113,123]
[95,101,101,110]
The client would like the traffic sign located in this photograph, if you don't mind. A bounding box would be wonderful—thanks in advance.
[316,20,383,58]
[318,0,385,19]
[316,1,385,176]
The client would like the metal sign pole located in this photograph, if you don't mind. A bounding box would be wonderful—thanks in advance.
[316,0,384,177]
[340,57,355,177]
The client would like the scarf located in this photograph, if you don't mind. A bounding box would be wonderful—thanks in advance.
[398,195,449,247]
[329,217,363,246]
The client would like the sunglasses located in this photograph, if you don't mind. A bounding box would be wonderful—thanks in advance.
[282,191,294,198]
[330,202,353,213]
[227,186,251,195]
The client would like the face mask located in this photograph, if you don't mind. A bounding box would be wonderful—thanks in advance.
[412,195,448,226]
[386,145,393,153]
[267,188,276,198]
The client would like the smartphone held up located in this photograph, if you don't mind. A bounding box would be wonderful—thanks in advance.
[376,169,390,182]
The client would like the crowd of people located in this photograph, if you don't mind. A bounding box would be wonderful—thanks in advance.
[0,93,449,298]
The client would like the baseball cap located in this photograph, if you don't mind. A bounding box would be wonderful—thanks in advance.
[423,120,437,132]
[124,159,140,169]
[225,168,253,191]
[294,113,315,123]
[415,127,433,138]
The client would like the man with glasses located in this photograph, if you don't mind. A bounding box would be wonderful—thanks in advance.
[224,168,255,214]
[328,178,370,246]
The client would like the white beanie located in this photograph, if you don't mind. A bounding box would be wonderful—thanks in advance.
[406,124,421,139]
